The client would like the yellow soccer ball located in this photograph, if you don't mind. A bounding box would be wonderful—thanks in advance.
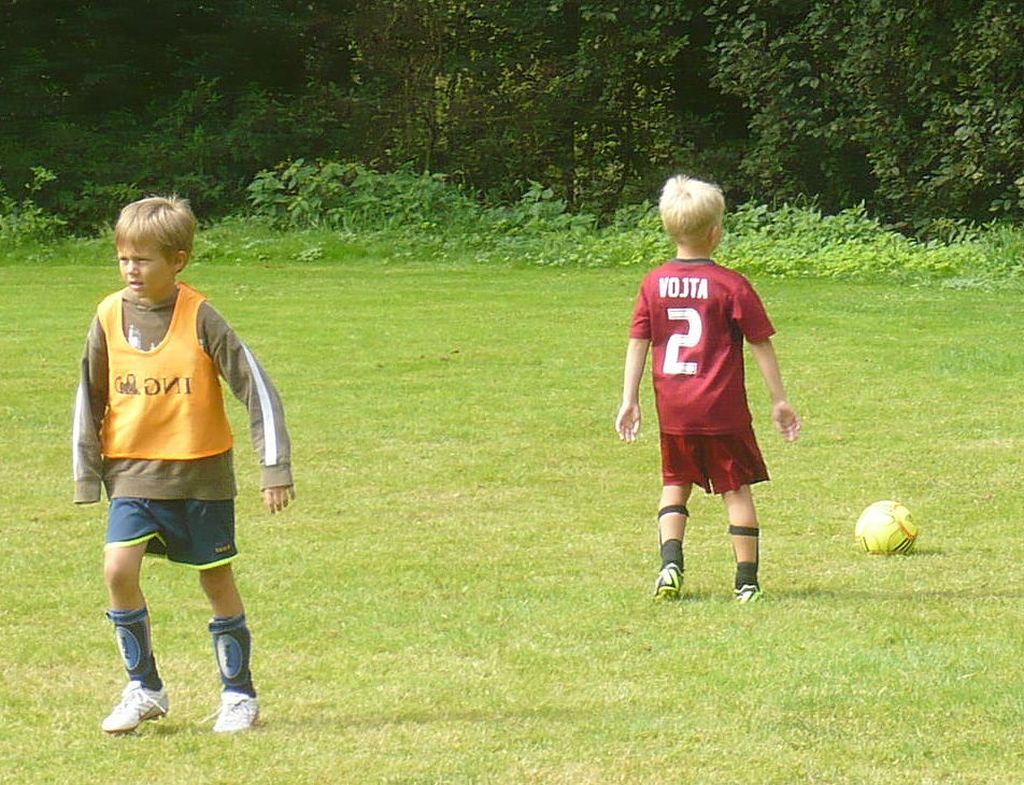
[855,501,918,554]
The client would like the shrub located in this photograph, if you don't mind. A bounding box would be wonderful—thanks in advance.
[242,161,1024,286]
[0,167,67,244]
[246,159,483,233]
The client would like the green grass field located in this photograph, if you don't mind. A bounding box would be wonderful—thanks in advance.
[1,238,1022,784]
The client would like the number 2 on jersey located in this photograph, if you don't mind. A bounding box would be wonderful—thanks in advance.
[662,307,702,375]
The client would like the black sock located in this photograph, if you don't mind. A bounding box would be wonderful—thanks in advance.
[660,539,684,571]
[735,561,759,589]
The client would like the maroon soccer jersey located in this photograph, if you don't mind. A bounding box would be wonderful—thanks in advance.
[629,259,775,434]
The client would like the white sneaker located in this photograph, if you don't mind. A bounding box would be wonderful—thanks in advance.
[213,691,259,733]
[101,682,169,734]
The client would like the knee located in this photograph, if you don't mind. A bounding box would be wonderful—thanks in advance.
[104,554,140,595]
[659,484,692,508]
[723,486,757,524]
[199,565,235,600]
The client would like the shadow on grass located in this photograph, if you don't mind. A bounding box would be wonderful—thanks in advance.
[101,719,206,739]
[866,547,945,557]
[650,590,739,604]
[264,703,575,731]
[778,585,1006,602]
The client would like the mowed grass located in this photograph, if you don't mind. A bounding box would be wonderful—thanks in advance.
[1,241,1022,785]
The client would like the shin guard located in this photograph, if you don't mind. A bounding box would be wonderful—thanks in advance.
[209,614,255,697]
[108,606,162,691]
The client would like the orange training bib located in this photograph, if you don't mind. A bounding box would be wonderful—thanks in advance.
[98,283,234,460]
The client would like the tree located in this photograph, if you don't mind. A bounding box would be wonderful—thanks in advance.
[707,0,1024,229]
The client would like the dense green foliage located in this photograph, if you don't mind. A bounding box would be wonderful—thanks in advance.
[0,167,67,243]
[709,0,1024,231]
[246,159,1024,285]
[4,1,1023,234]
[5,161,1023,289]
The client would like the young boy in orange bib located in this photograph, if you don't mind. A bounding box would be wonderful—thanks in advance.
[73,196,295,733]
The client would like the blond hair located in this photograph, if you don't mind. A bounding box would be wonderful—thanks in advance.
[114,195,196,256]
[658,175,725,245]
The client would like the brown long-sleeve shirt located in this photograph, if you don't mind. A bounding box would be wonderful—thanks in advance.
[72,284,293,503]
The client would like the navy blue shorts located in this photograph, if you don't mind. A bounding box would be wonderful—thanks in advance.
[106,498,238,569]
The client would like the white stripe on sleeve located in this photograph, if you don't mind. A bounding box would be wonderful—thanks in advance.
[72,381,90,479]
[241,344,279,466]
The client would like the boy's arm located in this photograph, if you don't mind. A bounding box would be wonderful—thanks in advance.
[615,337,650,442]
[748,338,801,442]
[72,318,108,503]
[199,304,295,510]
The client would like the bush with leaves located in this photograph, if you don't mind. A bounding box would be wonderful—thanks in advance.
[247,159,485,234]
[241,160,1024,284]
[0,168,67,244]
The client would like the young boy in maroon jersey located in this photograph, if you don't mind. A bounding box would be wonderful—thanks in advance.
[615,175,800,601]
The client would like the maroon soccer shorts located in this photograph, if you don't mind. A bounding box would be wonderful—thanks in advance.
[659,427,769,494]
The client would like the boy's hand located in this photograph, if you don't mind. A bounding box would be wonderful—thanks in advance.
[615,402,642,442]
[263,485,296,514]
[772,401,801,442]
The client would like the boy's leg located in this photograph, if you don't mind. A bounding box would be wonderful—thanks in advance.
[200,565,255,696]
[104,542,163,690]
[722,485,762,601]
[102,541,168,733]
[199,562,244,618]
[105,540,148,610]
[658,484,691,567]
[201,565,259,732]
[654,484,691,599]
